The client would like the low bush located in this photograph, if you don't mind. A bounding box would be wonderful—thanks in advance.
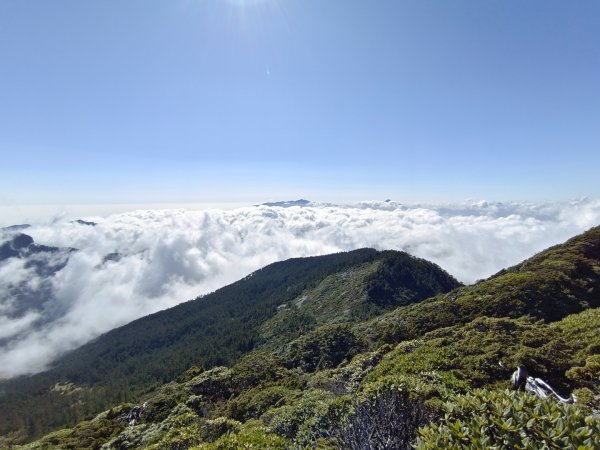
[415,389,600,449]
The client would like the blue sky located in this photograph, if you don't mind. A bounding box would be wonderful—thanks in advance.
[1,0,599,208]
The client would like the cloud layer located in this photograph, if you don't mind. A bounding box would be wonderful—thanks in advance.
[1,198,600,378]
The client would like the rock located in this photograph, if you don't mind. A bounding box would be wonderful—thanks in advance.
[511,366,576,403]
[120,402,148,426]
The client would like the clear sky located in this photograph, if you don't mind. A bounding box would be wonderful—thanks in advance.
[1,0,599,209]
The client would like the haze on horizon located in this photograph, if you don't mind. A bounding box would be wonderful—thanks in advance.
[1,0,599,210]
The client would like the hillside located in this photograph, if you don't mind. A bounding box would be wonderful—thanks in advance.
[2,226,600,449]
[19,309,600,449]
[359,224,600,346]
[0,249,459,444]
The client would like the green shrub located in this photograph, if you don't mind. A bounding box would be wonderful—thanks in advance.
[101,423,162,450]
[144,396,179,423]
[18,406,129,450]
[293,395,353,447]
[307,350,384,395]
[284,324,364,372]
[198,417,242,443]
[194,423,288,449]
[177,365,205,383]
[186,367,235,400]
[265,389,338,439]
[143,383,189,423]
[185,395,207,416]
[226,386,292,421]
[415,389,600,449]
[145,422,202,450]
[230,352,284,390]
[572,387,597,410]
[102,405,196,450]
[566,354,600,384]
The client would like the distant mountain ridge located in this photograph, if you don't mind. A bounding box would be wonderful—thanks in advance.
[1,224,31,232]
[0,233,75,330]
[259,199,312,207]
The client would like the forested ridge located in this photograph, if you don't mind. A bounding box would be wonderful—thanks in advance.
[1,227,599,449]
[0,248,459,445]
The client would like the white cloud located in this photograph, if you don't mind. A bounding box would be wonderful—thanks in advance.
[1,198,599,378]
[0,311,41,340]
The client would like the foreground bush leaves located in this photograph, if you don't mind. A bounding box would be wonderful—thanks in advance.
[415,389,600,450]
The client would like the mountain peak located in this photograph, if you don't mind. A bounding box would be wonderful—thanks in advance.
[259,199,311,208]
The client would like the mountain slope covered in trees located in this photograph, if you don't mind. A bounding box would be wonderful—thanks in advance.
[0,249,459,444]
[2,226,600,449]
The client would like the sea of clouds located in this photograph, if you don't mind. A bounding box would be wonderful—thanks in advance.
[1,198,600,378]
